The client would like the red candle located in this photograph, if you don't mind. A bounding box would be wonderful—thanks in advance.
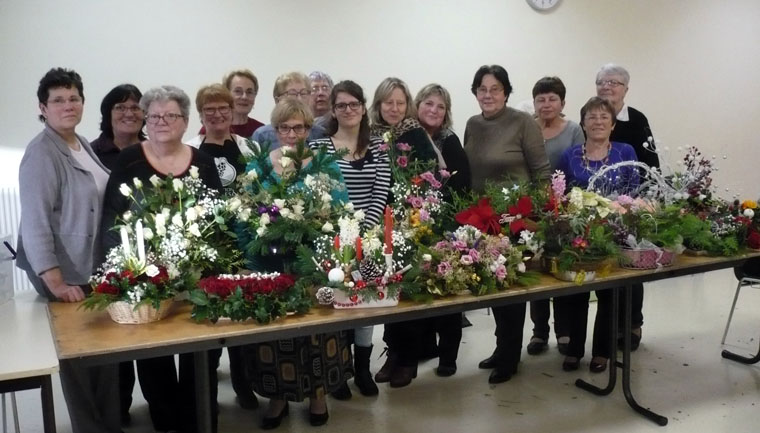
[334,234,340,251]
[355,237,363,261]
[384,206,393,254]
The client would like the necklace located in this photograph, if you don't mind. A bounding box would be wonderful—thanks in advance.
[582,141,611,169]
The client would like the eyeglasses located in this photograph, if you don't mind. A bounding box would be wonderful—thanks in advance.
[48,96,83,106]
[232,89,256,97]
[202,106,232,116]
[476,86,504,96]
[279,90,311,98]
[276,124,307,135]
[145,113,185,124]
[334,101,362,112]
[595,79,625,88]
[312,85,330,93]
[113,104,142,114]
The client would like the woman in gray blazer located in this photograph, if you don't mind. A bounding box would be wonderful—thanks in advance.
[15,68,119,433]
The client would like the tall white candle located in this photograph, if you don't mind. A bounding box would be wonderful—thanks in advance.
[135,220,146,263]
[120,226,131,257]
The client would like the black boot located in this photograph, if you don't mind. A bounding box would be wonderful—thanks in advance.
[354,345,379,396]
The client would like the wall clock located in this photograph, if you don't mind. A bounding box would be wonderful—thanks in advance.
[526,0,561,11]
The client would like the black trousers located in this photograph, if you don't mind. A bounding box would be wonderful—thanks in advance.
[557,283,644,359]
[227,346,253,400]
[384,319,428,367]
[118,362,135,415]
[528,299,570,340]
[491,302,527,371]
[137,349,222,433]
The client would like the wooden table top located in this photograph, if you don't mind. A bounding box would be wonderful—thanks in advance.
[0,291,60,380]
[49,253,758,364]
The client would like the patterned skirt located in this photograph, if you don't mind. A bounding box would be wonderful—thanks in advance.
[244,331,354,401]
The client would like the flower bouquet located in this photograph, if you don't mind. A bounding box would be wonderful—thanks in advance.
[739,200,760,249]
[81,222,177,324]
[188,272,310,323]
[420,225,534,296]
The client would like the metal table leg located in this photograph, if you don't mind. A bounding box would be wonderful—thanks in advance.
[40,376,56,433]
[721,343,760,364]
[194,351,212,433]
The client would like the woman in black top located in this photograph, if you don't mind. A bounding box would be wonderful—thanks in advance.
[102,85,222,433]
[90,84,146,171]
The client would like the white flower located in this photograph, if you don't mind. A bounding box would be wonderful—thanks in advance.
[238,208,251,222]
[597,206,610,218]
[291,203,304,218]
[188,223,201,237]
[422,254,432,262]
[260,213,271,226]
[171,213,183,227]
[185,207,198,222]
[273,199,286,209]
[354,209,366,221]
[154,213,166,227]
[280,208,292,218]
[132,177,143,189]
[172,178,184,192]
[119,184,132,197]
[280,156,293,169]
[382,131,392,143]
[322,222,334,233]
[304,174,316,187]
[142,227,154,240]
[227,197,242,212]
[145,264,159,277]
[149,175,161,187]
[321,192,332,203]
[256,226,267,236]
[122,210,133,222]
[517,262,526,273]
[189,165,199,179]
[744,209,755,219]
[246,170,258,181]
[156,225,166,236]
[344,202,355,212]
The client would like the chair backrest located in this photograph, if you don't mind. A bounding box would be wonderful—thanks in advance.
[735,257,760,280]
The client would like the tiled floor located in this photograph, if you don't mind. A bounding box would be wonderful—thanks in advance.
[7,268,760,432]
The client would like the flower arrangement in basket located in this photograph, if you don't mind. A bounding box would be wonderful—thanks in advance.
[536,172,619,282]
[420,225,536,296]
[188,272,310,323]
[739,200,760,249]
[81,222,177,324]
[297,206,422,308]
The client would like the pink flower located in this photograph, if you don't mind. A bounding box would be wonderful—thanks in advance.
[396,142,412,152]
[494,265,507,281]
[406,196,424,208]
[430,179,442,189]
[435,240,448,250]
[437,262,452,275]
[468,248,480,262]
[425,195,440,205]
[452,240,468,251]
[419,209,430,222]
[378,142,389,152]
[396,156,408,168]
[420,171,436,183]
[551,170,566,201]
[572,237,588,250]
[460,255,474,265]
[617,194,634,206]
[439,169,451,178]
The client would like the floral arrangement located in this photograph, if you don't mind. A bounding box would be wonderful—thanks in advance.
[231,142,353,271]
[188,272,310,323]
[740,200,760,249]
[420,225,535,296]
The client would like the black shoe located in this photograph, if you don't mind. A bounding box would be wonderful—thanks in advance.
[236,393,259,410]
[330,381,352,400]
[589,357,608,373]
[261,402,289,430]
[488,366,515,384]
[435,362,457,377]
[617,331,642,351]
[479,351,500,369]
[461,314,473,328]
[354,345,379,396]
[562,356,581,371]
[526,337,548,355]
[390,365,417,388]
[309,406,329,427]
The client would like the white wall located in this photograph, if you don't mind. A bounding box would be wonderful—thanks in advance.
[1,0,759,198]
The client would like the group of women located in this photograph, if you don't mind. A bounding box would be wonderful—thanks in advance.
[15,62,655,432]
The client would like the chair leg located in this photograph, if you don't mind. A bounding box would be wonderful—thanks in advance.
[2,393,7,433]
[10,394,18,433]
[721,279,744,344]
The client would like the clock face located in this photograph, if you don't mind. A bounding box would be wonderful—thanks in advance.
[526,0,561,11]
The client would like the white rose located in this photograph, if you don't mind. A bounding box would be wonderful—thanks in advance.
[142,227,154,240]
[145,264,159,277]
[744,209,755,219]
[274,199,286,209]
[189,165,199,179]
[256,226,266,236]
[321,192,332,203]
[172,178,184,192]
[154,213,166,227]
[238,208,251,222]
[185,207,198,222]
[280,156,292,169]
[354,209,366,221]
[422,254,432,262]
[246,170,258,181]
[119,184,132,197]
[382,131,392,143]
[321,222,334,233]
[227,197,242,212]
[155,225,166,236]
[260,213,271,226]
[171,213,183,227]
[304,174,315,187]
[132,177,143,189]
[344,202,354,212]
[188,223,201,237]
[280,208,292,218]
[122,211,133,222]
[149,175,161,187]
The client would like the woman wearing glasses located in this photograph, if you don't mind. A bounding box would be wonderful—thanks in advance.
[91,84,145,170]
[16,67,119,432]
[102,85,223,433]
[308,80,391,399]
[199,69,265,138]
[243,99,353,429]
[464,65,550,385]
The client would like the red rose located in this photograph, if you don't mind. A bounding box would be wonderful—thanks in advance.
[95,281,119,295]
[748,230,760,249]
[120,270,137,285]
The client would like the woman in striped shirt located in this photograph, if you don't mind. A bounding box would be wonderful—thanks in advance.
[309,80,391,398]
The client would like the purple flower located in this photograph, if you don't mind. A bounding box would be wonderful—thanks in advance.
[396,142,412,152]
[494,265,507,281]
[460,255,474,265]
[437,262,452,275]
[257,205,268,215]
[452,240,468,251]
[468,248,480,262]
[439,169,451,178]
[419,209,430,222]
[435,241,448,250]
[269,205,280,215]
[420,171,436,183]
[378,142,390,152]
[430,179,442,189]
[406,196,424,208]
[396,156,408,168]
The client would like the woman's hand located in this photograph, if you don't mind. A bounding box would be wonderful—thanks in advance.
[40,268,86,302]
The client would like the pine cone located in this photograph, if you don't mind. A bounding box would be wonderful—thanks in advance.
[359,259,383,281]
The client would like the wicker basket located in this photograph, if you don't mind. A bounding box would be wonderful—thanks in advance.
[332,288,399,309]
[106,299,175,324]
[619,247,675,269]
